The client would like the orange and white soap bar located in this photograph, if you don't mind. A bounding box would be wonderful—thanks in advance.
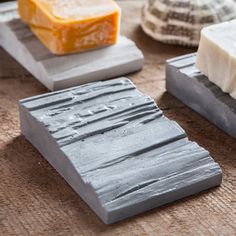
[18,0,121,55]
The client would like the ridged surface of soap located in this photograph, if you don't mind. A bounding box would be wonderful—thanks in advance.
[19,78,222,224]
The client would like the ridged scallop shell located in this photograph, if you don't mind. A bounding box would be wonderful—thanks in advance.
[141,0,236,47]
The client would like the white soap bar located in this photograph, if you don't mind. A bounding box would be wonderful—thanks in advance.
[196,19,236,99]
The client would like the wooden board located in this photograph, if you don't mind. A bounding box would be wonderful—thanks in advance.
[0,1,235,235]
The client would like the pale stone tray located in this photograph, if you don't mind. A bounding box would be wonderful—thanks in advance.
[0,1,144,90]
[166,53,236,139]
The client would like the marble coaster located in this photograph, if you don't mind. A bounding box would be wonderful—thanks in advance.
[19,77,222,224]
[0,1,144,91]
[166,53,236,139]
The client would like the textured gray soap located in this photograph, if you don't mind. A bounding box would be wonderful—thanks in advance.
[19,77,222,224]
[0,1,144,91]
[166,53,236,139]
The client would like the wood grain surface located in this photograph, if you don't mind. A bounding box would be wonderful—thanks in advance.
[0,1,235,235]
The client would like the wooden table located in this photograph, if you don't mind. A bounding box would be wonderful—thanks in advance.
[0,1,235,235]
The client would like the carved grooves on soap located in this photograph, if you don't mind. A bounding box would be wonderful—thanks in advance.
[24,80,132,110]
[58,121,129,147]
[112,179,158,201]
[168,54,220,92]
[109,158,215,203]
[94,147,217,205]
[52,107,162,146]
[168,53,236,101]
[22,79,165,148]
[168,54,196,69]
[105,162,221,208]
[54,102,162,146]
[53,100,162,146]
[21,78,222,213]
[47,86,135,111]
[81,134,188,176]
[83,141,208,183]
[69,102,158,129]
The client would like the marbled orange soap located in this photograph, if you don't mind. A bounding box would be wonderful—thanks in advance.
[18,0,121,55]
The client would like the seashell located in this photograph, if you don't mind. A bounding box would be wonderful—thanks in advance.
[141,0,236,47]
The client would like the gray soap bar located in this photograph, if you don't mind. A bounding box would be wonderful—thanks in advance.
[0,1,143,91]
[166,53,236,139]
[19,77,222,224]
